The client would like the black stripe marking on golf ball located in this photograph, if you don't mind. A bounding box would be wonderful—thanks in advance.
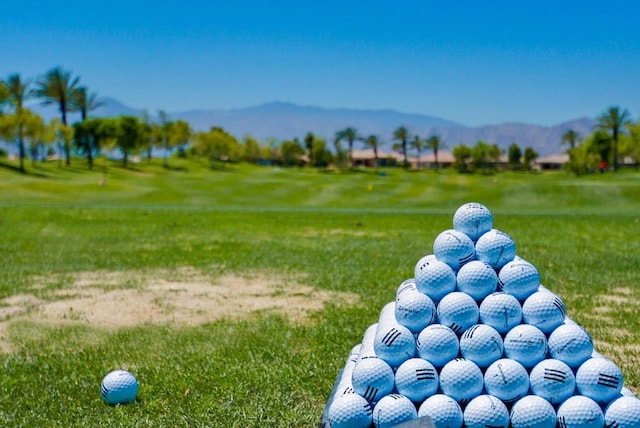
[363,403,373,415]
[462,325,479,339]
[598,373,621,388]
[416,368,436,381]
[605,421,620,428]
[100,385,109,397]
[397,282,415,295]
[558,416,568,428]
[553,298,566,316]
[341,386,354,395]
[460,253,475,264]
[450,323,462,334]
[544,368,568,383]
[363,385,379,402]
[381,328,402,347]
[497,278,505,291]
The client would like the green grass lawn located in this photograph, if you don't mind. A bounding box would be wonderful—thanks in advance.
[0,159,639,426]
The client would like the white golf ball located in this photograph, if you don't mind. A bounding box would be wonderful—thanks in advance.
[394,358,439,403]
[548,324,594,369]
[503,324,548,369]
[439,358,484,405]
[621,386,637,398]
[433,229,476,271]
[455,260,498,301]
[463,394,509,428]
[373,323,416,368]
[576,357,624,405]
[394,288,436,334]
[474,229,516,270]
[328,393,373,428]
[510,395,556,428]
[417,394,463,428]
[100,369,138,405]
[416,324,460,368]
[522,290,566,334]
[459,324,504,369]
[605,396,640,428]
[452,202,493,241]
[414,258,457,302]
[396,278,417,297]
[497,258,540,301]
[556,395,604,428]
[372,393,417,428]
[479,292,522,334]
[436,292,479,336]
[351,357,395,403]
[484,358,530,405]
[529,358,576,405]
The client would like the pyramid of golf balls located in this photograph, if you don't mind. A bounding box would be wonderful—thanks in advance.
[326,202,640,428]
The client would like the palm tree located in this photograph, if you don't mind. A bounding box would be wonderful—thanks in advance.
[71,86,104,121]
[335,127,358,168]
[597,106,631,171]
[393,126,409,168]
[34,67,81,166]
[426,135,444,170]
[363,135,382,169]
[561,129,581,151]
[410,135,425,169]
[0,80,9,113]
[3,74,32,172]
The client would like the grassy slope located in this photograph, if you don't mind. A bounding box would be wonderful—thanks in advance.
[0,159,639,426]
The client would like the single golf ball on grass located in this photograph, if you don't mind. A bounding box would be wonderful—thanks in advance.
[509,395,556,428]
[418,394,463,428]
[556,395,604,428]
[452,202,493,241]
[100,369,138,405]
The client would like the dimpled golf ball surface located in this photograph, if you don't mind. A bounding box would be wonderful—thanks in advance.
[351,357,395,403]
[416,324,459,368]
[456,260,498,301]
[372,394,417,428]
[394,288,436,334]
[459,324,504,369]
[436,292,479,335]
[522,290,566,334]
[498,259,540,301]
[605,396,640,428]
[479,292,522,334]
[433,229,475,271]
[414,259,457,302]
[463,394,509,428]
[328,393,373,428]
[548,323,594,369]
[474,229,516,270]
[503,324,548,369]
[529,358,576,405]
[556,395,604,428]
[418,394,463,428]
[394,358,439,403]
[576,357,623,404]
[101,370,138,405]
[452,202,493,241]
[483,358,529,404]
[509,395,556,428]
[439,358,484,404]
[373,323,416,368]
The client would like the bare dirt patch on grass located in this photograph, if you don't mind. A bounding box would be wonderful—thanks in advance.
[0,267,359,352]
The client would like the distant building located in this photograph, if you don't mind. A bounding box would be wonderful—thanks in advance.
[534,152,569,170]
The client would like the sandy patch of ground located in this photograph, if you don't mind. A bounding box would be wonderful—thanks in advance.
[0,267,359,353]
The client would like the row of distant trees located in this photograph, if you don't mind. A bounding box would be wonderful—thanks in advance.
[1,68,638,174]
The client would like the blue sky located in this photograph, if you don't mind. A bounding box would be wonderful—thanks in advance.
[2,1,639,126]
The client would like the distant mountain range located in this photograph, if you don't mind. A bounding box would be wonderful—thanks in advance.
[26,98,596,156]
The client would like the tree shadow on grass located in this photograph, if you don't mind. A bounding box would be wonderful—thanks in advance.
[0,161,50,178]
[163,164,189,172]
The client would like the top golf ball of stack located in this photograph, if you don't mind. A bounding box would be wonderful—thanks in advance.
[498,258,540,301]
[463,394,510,428]
[433,229,475,271]
[522,290,566,334]
[418,394,464,428]
[479,292,522,334]
[547,323,593,369]
[456,260,498,301]
[414,258,457,302]
[556,395,604,428]
[452,202,493,241]
[509,395,557,428]
[439,358,484,404]
[474,229,516,270]
[395,286,436,334]
[576,357,623,404]
[372,393,417,428]
[605,396,640,428]
[436,292,479,335]
[328,392,373,428]
[100,369,138,405]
